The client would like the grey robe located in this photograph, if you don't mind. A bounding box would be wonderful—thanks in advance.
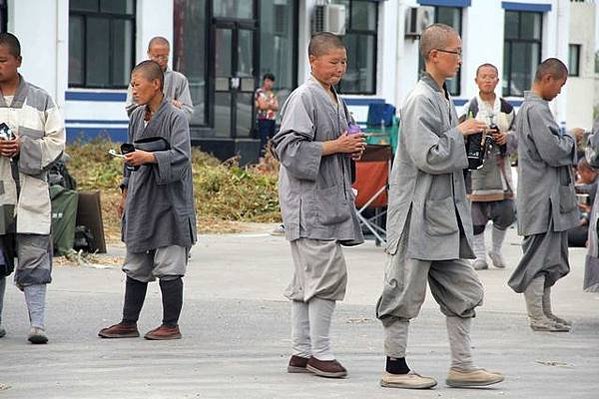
[126,68,194,121]
[514,91,578,237]
[272,75,363,245]
[121,99,197,253]
[584,118,599,292]
[386,73,474,261]
[508,91,578,293]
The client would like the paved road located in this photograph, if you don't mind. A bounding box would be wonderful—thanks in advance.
[1,227,597,398]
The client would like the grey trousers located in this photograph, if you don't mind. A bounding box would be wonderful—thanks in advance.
[285,239,347,302]
[376,222,484,362]
[15,234,52,288]
[122,245,188,283]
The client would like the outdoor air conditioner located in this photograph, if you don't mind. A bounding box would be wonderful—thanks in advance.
[405,6,434,37]
[312,4,346,36]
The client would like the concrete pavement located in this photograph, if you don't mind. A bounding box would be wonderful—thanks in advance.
[1,226,598,398]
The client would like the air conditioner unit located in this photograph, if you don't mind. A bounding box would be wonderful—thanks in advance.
[312,4,346,36]
[405,6,434,37]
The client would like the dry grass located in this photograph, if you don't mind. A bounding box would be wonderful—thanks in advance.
[66,140,281,241]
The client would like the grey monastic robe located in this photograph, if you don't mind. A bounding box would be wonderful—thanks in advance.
[121,99,197,253]
[508,91,578,293]
[272,75,363,245]
[584,118,599,292]
[385,73,474,261]
[126,68,194,121]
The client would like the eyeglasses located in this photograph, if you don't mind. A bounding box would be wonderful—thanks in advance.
[150,54,169,61]
[435,48,462,56]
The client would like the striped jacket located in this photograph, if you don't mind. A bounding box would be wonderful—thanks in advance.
[0,75,65,235]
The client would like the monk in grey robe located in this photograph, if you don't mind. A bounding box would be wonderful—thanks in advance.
[376,24,503,390]
[99,60,196,341]
[125,36,194,121]
[584,117,599,293]
[508,58,577,332]
[272,33,364,379]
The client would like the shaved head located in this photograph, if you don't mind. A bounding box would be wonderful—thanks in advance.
[420,23,459,60]
[0,32,21,58]
[534,58,568,82]
[476,63,498,76]
[148,36,170,52]
[308,32,345,57]
[132,60,164,90]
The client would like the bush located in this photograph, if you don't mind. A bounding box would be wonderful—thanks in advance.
[66,139,281,238]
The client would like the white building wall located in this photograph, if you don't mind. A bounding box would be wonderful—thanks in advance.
[567,0,596,130]
[6,0,593,139]
[9,0,62,105]
[406,0,578,126]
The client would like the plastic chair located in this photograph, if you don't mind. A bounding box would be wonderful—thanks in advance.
[352,144,393,246]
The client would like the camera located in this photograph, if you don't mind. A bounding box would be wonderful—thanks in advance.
[466,131,492,170]
[120,143,139,171]
[0,122,15,141]
[488,122,507,157]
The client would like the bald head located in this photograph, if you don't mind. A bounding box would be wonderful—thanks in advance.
[148,36,170,52]
[534,58,568,82]
[308,32,345,57]
[420,23,459,60]
[132,60,164,90]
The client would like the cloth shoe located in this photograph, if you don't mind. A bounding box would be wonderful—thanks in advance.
[306,357,347,378]
[473,259,488,270]
[380,371,437,389]
[488,250,506,268]
[287,355,311,373]
[144,324,182,340]
[542,287,572,327]
[28,327,48,344]
[524,277,570,332]
[446,368,504,387]
[98,322,140,338]
[270,224,285,236]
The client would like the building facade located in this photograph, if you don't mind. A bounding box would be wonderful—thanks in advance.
[5,0,596,162]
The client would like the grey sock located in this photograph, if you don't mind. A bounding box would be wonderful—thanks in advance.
[383,317,410,359]
[446,316,475,371]
[308,297,336,361]
[24,284,47,330]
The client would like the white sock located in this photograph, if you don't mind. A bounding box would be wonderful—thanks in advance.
[24,284,47,330]
[308,297,336,361]
[472,233,486,261]
[291,300,311,358]
[491,226,507,254]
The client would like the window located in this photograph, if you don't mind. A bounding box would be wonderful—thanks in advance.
[0,0,6,33]
[259,0,298,102]
[418,6,462,96]
[569,44,581,77]
[69,0,135,88]
[503,11,542,97]
[174,0,207,126]
[333,0,378,94]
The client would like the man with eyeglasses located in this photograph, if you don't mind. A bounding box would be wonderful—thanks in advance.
[376,24,504,390]
[125,36,193,121]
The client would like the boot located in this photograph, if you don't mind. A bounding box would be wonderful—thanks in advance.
[523,276,569,332]
[542,286,572,327]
